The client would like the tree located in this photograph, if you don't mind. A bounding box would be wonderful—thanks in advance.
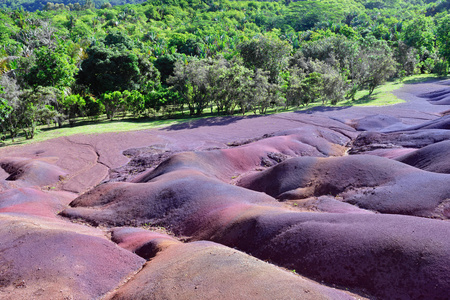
[348,39,396,98]
[60,94,86,125]
[24,47,78,90]
[123,90,145,117]
[0,76,22,141]
[208,58,253,115]
[285,70,305,107]
[394,41,419,76]
[298,35,358,72]
[154,54,185,85]
[168,58,211,116]
[0,75,61,141]
[0,85,12,140]
[436,15,450,68]
[238,36,292,83]
[19,87,61,139]
[402,16,435,57]
[251,68,283,114]
[100,91,125,120]
[77,43,159,97]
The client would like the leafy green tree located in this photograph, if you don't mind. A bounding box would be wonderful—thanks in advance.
[285,70,306,107]
[0,76,22,141]
[168,58,211,116]
[394,41,419,76]
[208,58,253,115]
[24,47,78,90]
[60,94,86,125]
[402,16,435,57]
[145,86,180,116]
[348,38,396,97]
[104,31,136,50]
[77,43,159,97]
[100,91,125,120]
[19,87,62,139]
[154,53,185,85]
[301,72,323,105]
[251,68,283,114]
[436,15,450,68]
[123,90,145,117]
[238,36,292,83]
[298,35,358,73]
[0,85,12,139]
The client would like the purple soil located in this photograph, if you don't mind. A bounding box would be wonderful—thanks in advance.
[131,127,348,184]
[204,210,450,300]
[0,157,67,189]
[60,171,279,229]
[3,78,450,299]
[396,139,450,173]
[108,240,357,300]
[349,129,450,154]
[349,114,403,131]
[0,187,75,217]
[0,214,145,300]
[238,155,450,219]
[418,87,450,104]
[285,196,375,214]
[60,167,450,299]
[111,227,180,259]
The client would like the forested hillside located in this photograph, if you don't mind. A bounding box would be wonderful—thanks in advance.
[1,0,450,141]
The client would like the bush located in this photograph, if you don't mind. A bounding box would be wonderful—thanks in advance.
[433,60,448,76]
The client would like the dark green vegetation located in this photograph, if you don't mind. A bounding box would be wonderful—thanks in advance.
[0,0,450,142]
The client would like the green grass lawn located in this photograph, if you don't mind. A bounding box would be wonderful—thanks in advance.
[1,73,444,147]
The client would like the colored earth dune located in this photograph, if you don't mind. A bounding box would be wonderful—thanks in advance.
[1,78,450,299]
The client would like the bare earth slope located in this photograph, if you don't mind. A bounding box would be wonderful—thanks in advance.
[2,78,450,299]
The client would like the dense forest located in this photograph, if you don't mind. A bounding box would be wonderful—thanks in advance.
[1,0,450,141]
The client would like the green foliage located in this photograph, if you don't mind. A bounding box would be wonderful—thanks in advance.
[433,59,448,76]
[436,15,450,65]
[239,36,292,83]
[0,0,448,142]
[77,42,158,96]
[61,93,86,124]
[24,47,78,90]
[402,16,435,56]
[101,90,125,120]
